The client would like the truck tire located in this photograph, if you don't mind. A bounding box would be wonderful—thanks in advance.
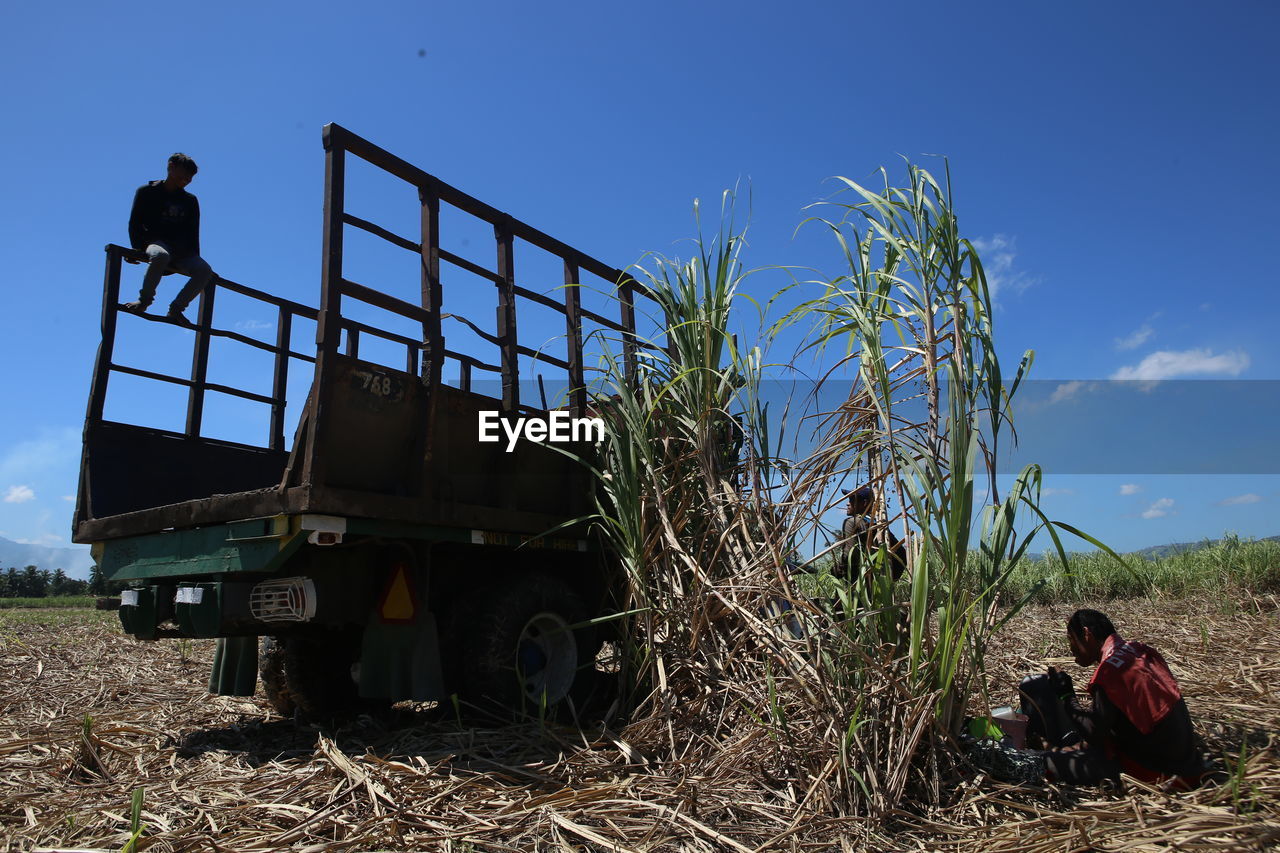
[258,636,297,716]
[460,572,595,716]
[279,630,362,718]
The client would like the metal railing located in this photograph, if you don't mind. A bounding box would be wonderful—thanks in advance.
[318,122,645,417]
[89,245,318,451]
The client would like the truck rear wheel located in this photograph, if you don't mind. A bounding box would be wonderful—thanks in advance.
[460,572,595,716]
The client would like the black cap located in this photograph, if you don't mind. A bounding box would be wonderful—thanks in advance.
[845,486,874,504]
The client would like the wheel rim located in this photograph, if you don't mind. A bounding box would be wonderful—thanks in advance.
[516,611,577,705]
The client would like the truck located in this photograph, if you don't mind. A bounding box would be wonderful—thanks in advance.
[74,124,647,718]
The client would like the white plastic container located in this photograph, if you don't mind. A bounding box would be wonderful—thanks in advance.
[991,706,1030,749]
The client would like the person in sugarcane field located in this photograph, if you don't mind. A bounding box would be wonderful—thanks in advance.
[1019,608,1206,788]
[123,153,216,324]
[836,486,907,586]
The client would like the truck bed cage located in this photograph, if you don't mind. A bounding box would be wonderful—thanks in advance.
[76,124,654,543]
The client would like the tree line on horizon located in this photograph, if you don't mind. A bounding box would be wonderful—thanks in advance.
[0,564,124,598]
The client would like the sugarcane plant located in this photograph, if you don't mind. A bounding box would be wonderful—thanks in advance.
[575,192,814,718]
[787,161,1124,737]
[574,166,1120,818]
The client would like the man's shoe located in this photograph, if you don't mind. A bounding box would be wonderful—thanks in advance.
[122,301,150,314]
[166,307,194,326]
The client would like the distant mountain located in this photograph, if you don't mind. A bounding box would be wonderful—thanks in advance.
[1008,534,1278,562]
[1130,534,1280,561]
[0,536,95,579]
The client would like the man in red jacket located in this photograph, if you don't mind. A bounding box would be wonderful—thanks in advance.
[1030,609,1205,787]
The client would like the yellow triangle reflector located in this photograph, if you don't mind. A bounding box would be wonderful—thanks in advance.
[379,564,415,622]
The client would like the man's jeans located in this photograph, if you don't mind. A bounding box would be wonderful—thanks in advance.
[137,242,215,313]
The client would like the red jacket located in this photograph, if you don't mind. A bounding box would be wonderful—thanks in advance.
[1087,634,1182,735]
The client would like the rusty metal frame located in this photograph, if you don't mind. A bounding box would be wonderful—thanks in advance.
[318,123,643,405]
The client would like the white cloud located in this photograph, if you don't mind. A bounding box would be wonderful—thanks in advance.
[0,430,80,547]
[235,319,273,332]
[61,495,75,502]
[1216,493,1263,506]
[1048,381,1086,405]
[3,485,35,503]
[971,234,1035,299]
[1114,323,1154,351]
[1041,488,1076,497]
[1026,380,1100,414]
[972,235,1010,252]
[15,533,63,546]
[0,429,80,484]
[1111,348,1250,381]
[1141,497,1175,519]
[1119,483,1143,496]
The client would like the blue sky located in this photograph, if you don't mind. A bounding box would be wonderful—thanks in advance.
[1,0,1276,569]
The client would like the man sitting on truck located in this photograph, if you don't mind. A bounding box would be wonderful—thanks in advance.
[123,152,216,324]
[1020,608,1206,788]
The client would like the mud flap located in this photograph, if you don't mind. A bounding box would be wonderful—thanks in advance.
[208,636,259,696]
[359,614,446,703]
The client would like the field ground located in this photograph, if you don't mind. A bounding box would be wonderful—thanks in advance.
[1,599,1278,852]
[0,598,98,610]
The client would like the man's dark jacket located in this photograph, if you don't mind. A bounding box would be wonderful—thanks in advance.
[837,514,907,583]
[128,181,200,260]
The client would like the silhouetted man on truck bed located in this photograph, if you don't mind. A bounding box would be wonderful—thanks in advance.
[124,152,216,324]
